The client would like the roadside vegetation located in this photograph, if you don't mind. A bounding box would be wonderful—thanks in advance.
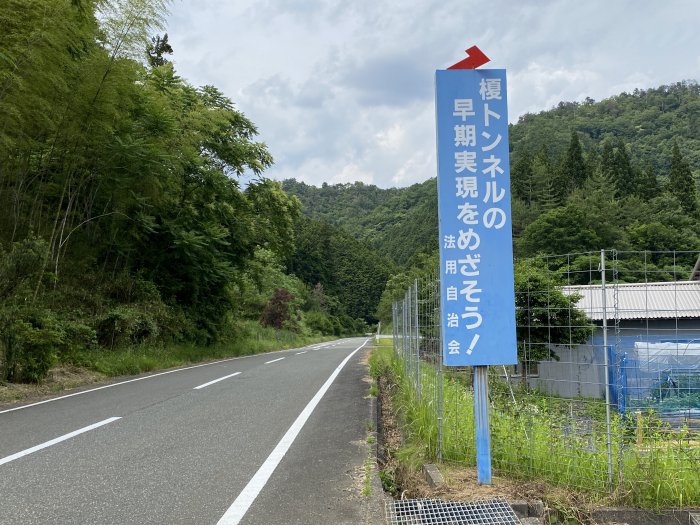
[370,340,700,509]
[0,1,384,387]
[0,322,328,404]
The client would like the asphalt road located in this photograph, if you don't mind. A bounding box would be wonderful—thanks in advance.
[0,337,380,524]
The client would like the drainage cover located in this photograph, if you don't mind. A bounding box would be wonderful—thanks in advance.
[385,497,520,525]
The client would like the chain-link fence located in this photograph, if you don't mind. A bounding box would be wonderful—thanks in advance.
[391,250,700,508]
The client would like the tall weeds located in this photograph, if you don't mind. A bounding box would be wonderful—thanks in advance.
[385,346,700,508]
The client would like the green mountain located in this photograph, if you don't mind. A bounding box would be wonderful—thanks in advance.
[285,80,700,265]
[281,178,437,265]
[509,81,700,174]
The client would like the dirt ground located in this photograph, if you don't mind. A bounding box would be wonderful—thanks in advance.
[0,366,105,406]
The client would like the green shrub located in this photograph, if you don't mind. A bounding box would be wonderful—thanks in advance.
[96,305,161,348]
[304,310,335,335]
[0,309,62,383]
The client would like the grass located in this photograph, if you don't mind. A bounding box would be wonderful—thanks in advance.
[379,339,700,509]
[1,321,335,405]
[65,321,333,378]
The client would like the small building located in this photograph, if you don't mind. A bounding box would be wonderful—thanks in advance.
[523,281,700,406]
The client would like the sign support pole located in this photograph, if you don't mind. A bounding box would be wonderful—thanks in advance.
[473,365,491,484]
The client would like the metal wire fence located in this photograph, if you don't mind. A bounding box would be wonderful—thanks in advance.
[391,250,700,508]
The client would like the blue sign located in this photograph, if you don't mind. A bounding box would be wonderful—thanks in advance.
[435,69,517,367]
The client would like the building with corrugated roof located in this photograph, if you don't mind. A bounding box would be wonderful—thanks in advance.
[521,281,700,406]
[564,280,700,322]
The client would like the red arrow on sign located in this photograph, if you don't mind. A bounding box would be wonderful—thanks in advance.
[447,45,490,70]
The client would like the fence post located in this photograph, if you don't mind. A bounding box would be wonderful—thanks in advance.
[612,250,624,489]
[414,279,421,402]
[407,288,413,390]
[392,303,397,356]
[404,291,409,378]
[435,270,444,462]
[601,249,614,490]
[438,352,443,462]
[407,289,412,385]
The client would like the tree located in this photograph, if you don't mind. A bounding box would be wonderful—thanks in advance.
[565,167,624,250]
[286,218,391,324]
[600,140,636,199]
[511,152,534,203]
[560,131,588,192]
[636,165,660,201]
[245,179,301,260]
[517,206,599,256]
[667,142,698,215]
[374,251,438,327]
[599,141,616,185]
[514,259,592,382]
[260,288,296,330]
[626,193,700,253]
[530,146,563,210]
[612,140,637,198]
[146,33,173,67]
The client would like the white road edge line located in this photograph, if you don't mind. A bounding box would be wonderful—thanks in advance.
[216,339,369,525]
[193,372,242,390]
[264,357,285,365]
[0,417,121,467]
[295,351,307,355]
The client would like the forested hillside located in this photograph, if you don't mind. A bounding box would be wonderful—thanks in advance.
[284,82,700,325]
[508,83,700,260]
[282,178,437,265]
[287,81,700,257]
[0,1,381,385]
[509,81,700,174]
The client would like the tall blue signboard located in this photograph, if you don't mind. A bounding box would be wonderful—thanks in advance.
[436,69,517,367]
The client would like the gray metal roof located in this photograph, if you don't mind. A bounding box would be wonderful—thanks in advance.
[562,281,700,321]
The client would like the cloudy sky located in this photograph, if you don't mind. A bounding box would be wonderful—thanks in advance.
[165,0,700,188]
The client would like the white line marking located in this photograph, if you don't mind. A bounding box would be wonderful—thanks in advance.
[193,372,241,390]
[0,345,311,415]
[295,351,307,355]
[216,339,369,525]
[264,357,285,365]
[0,417,121,467]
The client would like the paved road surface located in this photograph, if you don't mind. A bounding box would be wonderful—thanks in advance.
[0,337,380,524]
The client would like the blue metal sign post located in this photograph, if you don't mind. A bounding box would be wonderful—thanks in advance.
[435,62,517,484]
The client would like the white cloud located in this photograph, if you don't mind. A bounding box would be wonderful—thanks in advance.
[333,163,374,184]
[376,124,406,151]
[166,0,700,188]
[510,63,600,117]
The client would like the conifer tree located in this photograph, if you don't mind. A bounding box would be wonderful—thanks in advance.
[531,146,562,210]
[599,140,636,198]
[637,165,660,201]
[600,141,616,185]
[146,33,173,67]
[511,152,534,204]
[668,142,698,214]
[561,131,588,192]
[612,140,636,198]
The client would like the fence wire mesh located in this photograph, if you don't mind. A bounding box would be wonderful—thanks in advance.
[391,250,700,507]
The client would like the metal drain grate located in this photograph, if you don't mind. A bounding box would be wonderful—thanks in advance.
[385,496,520,525]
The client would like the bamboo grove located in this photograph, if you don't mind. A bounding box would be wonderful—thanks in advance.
[0,1,383,382]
